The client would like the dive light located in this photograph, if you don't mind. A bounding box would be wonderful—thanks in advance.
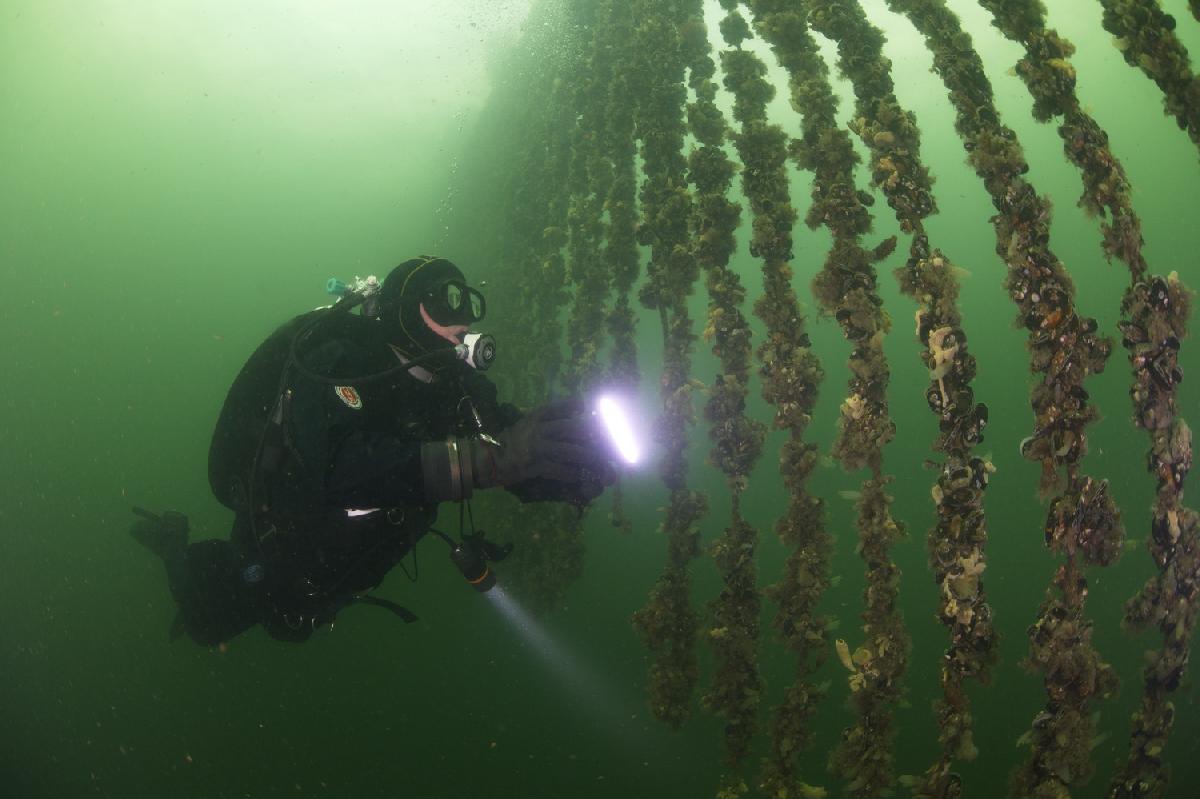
[595,393,641,465]
[450,541,497,592]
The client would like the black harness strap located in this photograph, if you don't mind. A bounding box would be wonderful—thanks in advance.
[348,595,419,623]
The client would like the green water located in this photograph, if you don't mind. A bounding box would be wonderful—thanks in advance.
[3,1,1200,797]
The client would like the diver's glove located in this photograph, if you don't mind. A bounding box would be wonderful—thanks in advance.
[506,474,611,506]
[421,398,615,502]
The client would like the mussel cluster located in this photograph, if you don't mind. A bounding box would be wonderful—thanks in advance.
[915,313,988,455]
[746,4,909,797]
[1122,276,1188,437]
[686,0,769,784]
[1098,0,1200,155]
[721,4,834,796]
[629,0,708,734]
[1112,272,1198,797]
[1043,476,1122,566]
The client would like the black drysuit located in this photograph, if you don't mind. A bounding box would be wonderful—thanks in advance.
[176,312,520,645]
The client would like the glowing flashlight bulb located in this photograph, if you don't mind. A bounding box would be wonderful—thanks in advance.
[597,394,640,465]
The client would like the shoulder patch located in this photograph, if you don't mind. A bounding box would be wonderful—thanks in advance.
[334,385,363,409]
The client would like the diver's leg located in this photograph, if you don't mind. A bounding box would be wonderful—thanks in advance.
[130,510,257,645]
[230,516,316,644]
[174,539,258,645]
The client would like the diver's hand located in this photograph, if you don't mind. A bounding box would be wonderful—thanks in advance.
[419,399,616,503]
[475,398,615,489]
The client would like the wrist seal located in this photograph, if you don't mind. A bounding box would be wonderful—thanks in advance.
[420,437,476,502]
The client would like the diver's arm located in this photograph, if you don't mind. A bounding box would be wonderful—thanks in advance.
[412,371,522,502]
[459,368,522,429]
[324,372,517,506]
[317,387,514,507]
[419,399,615,504]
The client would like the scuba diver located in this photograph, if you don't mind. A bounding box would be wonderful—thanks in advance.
[131,256,615,645]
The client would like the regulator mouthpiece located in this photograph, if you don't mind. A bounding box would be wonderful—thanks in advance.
[595,393,641,465]
[457,332,497,371]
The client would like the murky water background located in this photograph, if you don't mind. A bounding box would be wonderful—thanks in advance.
[3,1,1200,797]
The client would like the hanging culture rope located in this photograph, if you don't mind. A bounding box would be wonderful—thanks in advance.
[629,0,708,731]
[1112,273,1197,798]
[968,3,1197,791]
[599,0,642,535]
[673,2,768,795]
[745,2,909,796]
[438,2,1199,795]
[803,1,998,794]
[713,2,833,796]
[562,0,614,399]
[602,0,642,395]
[1096,0,1200,159]
[882,2,1124,796]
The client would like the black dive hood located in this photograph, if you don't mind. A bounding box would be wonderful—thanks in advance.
[379,256,472,357]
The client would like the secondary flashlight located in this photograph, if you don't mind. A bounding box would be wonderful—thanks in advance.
[595,393,641,465]
[450,542,496,592]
